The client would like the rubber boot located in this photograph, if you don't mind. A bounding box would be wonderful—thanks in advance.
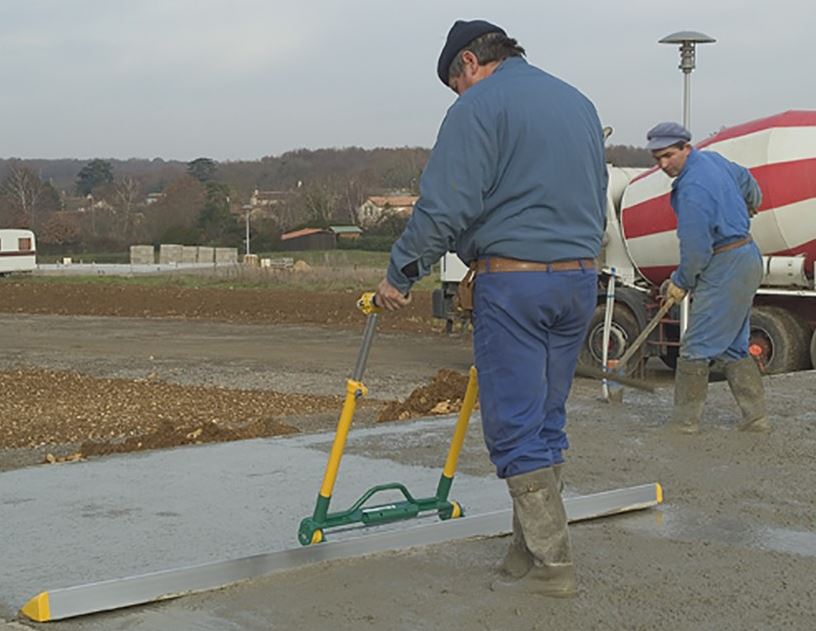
[725,357,771,432]
[668,358,709,434]
[491,468,576,597]
[496,464,566,579]
[497,507,534,579]
[553,463,565,494]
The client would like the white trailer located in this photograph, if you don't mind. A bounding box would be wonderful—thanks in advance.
[0,229,37,275]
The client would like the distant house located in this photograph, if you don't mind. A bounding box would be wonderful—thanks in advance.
[246,189,296,228]
[145,192,165,205]
[249,189,293,208]
[76,195,114,214]
[357,195,418,228]
[328,225,363,241]
[279,227,336,251]
[278,225,364,250]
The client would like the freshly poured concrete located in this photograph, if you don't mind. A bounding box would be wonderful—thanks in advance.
[0,415,507,618]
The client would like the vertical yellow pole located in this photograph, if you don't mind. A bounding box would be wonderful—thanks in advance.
[319,379,366,499]
[442,366,479,478]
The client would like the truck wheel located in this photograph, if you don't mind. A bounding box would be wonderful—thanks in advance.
[749,307,810,374]
[811,329,816,370]
[579,304,643,376]
[660,346,679,371]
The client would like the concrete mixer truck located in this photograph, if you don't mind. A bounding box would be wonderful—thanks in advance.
[431,110,816,374]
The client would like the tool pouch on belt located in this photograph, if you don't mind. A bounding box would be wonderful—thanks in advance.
[455,262,477,313]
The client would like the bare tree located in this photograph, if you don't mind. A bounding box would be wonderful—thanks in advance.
[0,164,59,230]
[112,176,143,242]
[299,177,342,227]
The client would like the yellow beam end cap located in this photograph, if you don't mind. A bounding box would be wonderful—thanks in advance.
[20,591,51,622]
[655,483,664,504]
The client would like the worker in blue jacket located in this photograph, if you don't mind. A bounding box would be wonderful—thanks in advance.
[375,19,607,597]
[647,122,770,434]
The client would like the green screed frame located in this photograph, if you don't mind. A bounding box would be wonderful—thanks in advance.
[298,293,478,546]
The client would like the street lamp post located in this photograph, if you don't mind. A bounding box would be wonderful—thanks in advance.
[659,31,716,129]
[236,198,251,257]
[245,209,251,256]
[659,30,715,335]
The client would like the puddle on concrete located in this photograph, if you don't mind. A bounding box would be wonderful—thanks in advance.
[621,505,816,558]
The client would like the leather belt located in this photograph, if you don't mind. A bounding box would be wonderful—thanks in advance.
[713,236,752,255]
[476,257,594,274]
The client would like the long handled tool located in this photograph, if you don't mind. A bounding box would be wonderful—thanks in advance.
[601,268,617,400]
[20,483,663,622]
[575,365,655,392]
[617,296,677,369]
[297,292,477,546]
[606,296,677,400]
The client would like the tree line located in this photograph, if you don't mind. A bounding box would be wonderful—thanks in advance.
[0,144,652,253]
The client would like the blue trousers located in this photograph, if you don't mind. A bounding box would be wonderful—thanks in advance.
[472,268,597,479]
[682,242,763,362]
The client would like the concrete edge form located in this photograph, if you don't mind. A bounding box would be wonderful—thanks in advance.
[20,483,662,622]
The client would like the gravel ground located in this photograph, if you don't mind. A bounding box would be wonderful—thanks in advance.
[1,282,814,629]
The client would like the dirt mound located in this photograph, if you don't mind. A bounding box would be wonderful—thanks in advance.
[77,416,298,459]
[0,369,344,461]
[378,369,473,422]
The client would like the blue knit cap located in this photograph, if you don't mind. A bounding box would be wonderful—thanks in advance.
[646,122,692,150]
[437,19,506,86]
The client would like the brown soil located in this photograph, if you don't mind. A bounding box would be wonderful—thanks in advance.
[0,281,442,334]
[377,368,473,421]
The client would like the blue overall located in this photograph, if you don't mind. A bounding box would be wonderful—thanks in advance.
[385,56,607,479]
[670,149,763,361]
[682,243,763,361]
[473,268,597,478]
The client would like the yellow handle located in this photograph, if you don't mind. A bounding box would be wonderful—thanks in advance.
[357,292,382,315]
[443,366,479,478]
[319,379,367,498]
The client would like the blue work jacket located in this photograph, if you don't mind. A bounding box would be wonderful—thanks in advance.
[670,148,762,290]
[387,57,608,293]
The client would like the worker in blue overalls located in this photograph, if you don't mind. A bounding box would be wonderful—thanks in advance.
[376,20,607,596]
[647,122,770,434]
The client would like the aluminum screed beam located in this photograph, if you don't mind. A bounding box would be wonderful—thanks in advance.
[20,482,663,622]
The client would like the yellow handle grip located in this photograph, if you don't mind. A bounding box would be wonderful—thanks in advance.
[357,292,382,315]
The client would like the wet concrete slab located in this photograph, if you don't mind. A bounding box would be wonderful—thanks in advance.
[621,504,816,558]
[0,415,507,619]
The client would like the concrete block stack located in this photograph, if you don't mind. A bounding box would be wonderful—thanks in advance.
[214,247,238,265]
[129,245,155,265]
[159,244,184,264]
[182,246,198,264]
[197,246,215,264]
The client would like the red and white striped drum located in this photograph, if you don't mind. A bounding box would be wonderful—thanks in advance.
[620,111,816,285]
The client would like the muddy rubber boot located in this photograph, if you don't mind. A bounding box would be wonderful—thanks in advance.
[668,358,709,434]
[553,463,565,494]
[496,464,567,579]
[725,357,771,432]
[491,468,576,597]
[496,507,534,579]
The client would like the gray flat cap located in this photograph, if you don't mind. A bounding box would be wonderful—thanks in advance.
[646,122,692,150]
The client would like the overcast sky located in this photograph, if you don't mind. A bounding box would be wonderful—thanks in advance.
[0,1,812,161]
